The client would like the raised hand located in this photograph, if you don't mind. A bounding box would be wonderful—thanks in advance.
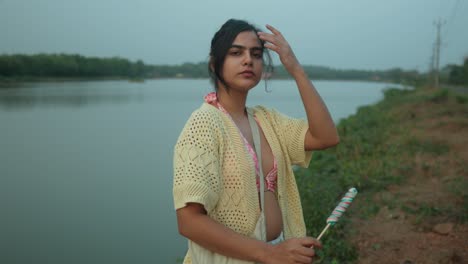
[257,24,303,76]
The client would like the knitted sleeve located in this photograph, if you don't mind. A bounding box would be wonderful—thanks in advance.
[173,109,221,214]
[268,108,313,168]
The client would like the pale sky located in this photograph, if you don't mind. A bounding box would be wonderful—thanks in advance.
[1,0,467,71]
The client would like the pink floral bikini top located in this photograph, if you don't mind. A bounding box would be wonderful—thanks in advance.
[204,92,278,193]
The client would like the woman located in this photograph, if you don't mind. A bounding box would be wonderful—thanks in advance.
[173,19,339,264]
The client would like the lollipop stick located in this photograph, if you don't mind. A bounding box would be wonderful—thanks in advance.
[316,223,330,241]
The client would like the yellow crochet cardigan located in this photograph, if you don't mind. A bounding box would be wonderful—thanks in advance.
[173,103,313,263]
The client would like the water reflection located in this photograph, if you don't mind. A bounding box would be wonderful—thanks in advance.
[0,79,402,264]
[0,81,146,109]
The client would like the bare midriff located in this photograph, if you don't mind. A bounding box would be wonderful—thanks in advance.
[264,191,283,241]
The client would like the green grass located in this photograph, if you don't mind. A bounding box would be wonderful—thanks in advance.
[401,202,442,218]
[296,88,406,263]
[445,176,468,223]
[296,86,467,263]
[405,138,450,155]
[455,94,468,104]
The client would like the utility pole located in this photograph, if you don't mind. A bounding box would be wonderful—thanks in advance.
[429,43,435,78]
[433,18,445,89]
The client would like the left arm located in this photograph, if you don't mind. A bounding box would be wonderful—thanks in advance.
[258,25,339,150]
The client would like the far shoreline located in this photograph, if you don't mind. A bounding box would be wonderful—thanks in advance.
[0,76,407,88]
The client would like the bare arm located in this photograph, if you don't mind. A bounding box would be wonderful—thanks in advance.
[258,25,339,151]
[292,67,339,150]
[177,203,321,264]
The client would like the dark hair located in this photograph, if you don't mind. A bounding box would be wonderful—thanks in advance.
[208,19,273,92]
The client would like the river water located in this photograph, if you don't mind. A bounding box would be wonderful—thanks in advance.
[0,79,400,264]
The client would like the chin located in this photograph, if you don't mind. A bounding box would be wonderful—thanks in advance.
[225,77,261,92]
[239,79,261,90]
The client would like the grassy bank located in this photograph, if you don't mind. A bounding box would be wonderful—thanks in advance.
[296,85,468,263]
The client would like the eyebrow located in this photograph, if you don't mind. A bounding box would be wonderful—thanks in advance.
[230,44,263,51]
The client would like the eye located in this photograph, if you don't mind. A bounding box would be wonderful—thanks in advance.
[229,50,241,56]
[252,51,263,59]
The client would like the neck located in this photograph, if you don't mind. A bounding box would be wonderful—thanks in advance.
[217,87,248,120]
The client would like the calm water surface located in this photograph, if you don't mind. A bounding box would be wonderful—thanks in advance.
[0,79,401,264]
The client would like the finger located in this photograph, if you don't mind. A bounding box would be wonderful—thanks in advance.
[263,43,279,53]
[309,238,323,249]
[301,237,323,249]
[294,255,313,264]
[296,245,315,257]
[257,32,278,45]
[266,24,282,36]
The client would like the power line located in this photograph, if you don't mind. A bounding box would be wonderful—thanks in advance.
[447,0,462,25]
[442,0,462,37]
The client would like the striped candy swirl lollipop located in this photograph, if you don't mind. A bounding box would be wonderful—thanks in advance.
[327,187,358,226]
[316,187,358,241]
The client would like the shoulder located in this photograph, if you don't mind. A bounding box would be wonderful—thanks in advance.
[177,103,224,144]
[185,103,224,127]
[251,105,275,117]
[251,105,285,123]
[252,105,307,135]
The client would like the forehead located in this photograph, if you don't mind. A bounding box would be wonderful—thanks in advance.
[232,31,262,48]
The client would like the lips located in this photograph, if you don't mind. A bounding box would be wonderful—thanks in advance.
[239,70,255,77]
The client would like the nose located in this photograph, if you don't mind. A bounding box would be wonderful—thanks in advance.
[242,52,253,66]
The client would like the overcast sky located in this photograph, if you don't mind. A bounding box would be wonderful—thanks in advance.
[1,0,467,71]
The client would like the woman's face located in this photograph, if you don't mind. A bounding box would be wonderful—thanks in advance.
[220,31,263,92]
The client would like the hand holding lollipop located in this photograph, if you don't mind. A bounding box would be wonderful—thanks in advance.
[317,187,358,241]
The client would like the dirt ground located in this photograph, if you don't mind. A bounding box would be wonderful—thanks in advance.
[349,91,468,264]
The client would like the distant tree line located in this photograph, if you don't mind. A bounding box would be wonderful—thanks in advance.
[150,62,208,78]
[445,57,468,85]
[0,53,426,84]
[0,54,149,79]
[273,65,422,84]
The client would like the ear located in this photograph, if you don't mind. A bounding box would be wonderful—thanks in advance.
[209,57,215,72]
